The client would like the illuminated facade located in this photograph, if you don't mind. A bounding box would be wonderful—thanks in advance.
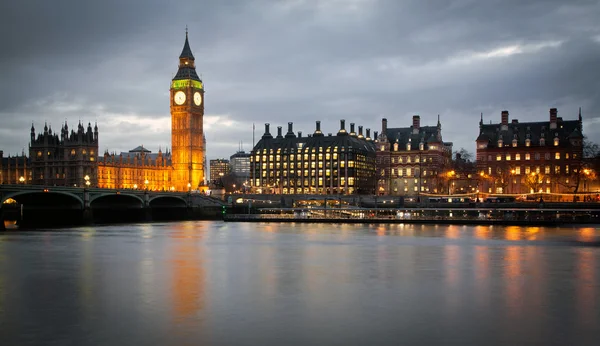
[251,120,377,195]
[97,32,207,191]
[209,159,230,182]
[376,115,453,195]
[0,151,29,185]
[229,151,251,180]
[476,108,584,195]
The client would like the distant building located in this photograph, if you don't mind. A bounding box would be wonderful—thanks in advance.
[251,120,377,195]
[0,150,29,185]
[210,159,230,183]
[375,115,453,196]
[27,121,99,187]
[229,151,251,180]
[476,108,584,195]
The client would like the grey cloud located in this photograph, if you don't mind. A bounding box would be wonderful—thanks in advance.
[1,0,600,158]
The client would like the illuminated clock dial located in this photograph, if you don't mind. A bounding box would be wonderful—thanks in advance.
[174,91,186,105]
[194,92,202,106]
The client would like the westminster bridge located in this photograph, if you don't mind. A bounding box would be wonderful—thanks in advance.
[0,185,225,229]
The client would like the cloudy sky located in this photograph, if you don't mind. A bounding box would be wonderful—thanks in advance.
[1,0,599,160]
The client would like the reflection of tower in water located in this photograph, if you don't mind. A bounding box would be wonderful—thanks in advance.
[170,223,205,322]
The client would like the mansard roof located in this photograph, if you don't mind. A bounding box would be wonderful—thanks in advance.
[253,122,375,154]
[477,118,582,148]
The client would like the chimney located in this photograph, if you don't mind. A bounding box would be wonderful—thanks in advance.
[358,126,364,139]
[366,128,371,140]
[382,118,387,134]
[501,110,509,125]
[285,122,295,138]
[339,119,346,133]
[374,131,379,141]
[315,121,321,133]
[412,115,420,134]
[262,123,273,139]
[298,131,302,138]
[512,119,518,124]
[549,108,557,129]
[277,126,283,138]
[350,123,356,136]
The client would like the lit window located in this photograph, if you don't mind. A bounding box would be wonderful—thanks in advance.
[515,167,521,175]
[555,166,560,174]
[380,145,385,151]
[526,139,531,147]
[393,143,398,151]
[554,138,559,146]
[516,154,521,161]
[512,140,517,147]
[407,168,412,176]
[496,154,501,161]
[555,152,560,160]
[545,166,550,174]
[506,154,511,161]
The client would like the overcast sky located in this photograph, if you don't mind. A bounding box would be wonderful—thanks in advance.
[1,0,599,160]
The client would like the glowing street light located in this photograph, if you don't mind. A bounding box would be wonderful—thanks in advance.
[19,176,25,184]
[84,175,90,187]
[133,184,138,190]
[144,179,149,190]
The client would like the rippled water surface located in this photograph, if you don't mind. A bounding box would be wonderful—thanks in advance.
[1,222,600,345]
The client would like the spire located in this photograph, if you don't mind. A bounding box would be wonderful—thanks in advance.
[179,29,195,60]
[437,114,441,127]
[579,107,582,122]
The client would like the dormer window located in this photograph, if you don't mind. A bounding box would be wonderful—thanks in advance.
[380,145,385,151]
[512,139,517,147]
[407,143,411,151]
[525,139,531,147]
[393,143,398,151]
[540,138,545,146]
[554,138,559,146]
[498,140,503,147]
[419,143,424,150]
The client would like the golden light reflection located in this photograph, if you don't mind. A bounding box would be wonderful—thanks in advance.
[577,228,597,242]
[444,245,461,307]
[445,225,460,239]
[474,226,490,240]
[170,225,204,322]
[504,246,522,317]
[504,226,522,241]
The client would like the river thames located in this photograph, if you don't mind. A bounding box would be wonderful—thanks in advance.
[1,222,599,345]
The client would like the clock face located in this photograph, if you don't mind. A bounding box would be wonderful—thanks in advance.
[174,91,186,105]
[194,92,202,106]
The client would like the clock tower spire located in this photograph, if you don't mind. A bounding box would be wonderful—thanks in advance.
[170,31,206,191]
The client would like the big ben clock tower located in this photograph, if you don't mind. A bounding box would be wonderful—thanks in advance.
[170,31,206,191]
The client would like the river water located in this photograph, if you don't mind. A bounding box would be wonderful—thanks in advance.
[1,222,599,345]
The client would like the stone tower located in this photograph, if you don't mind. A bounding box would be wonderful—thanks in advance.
[170,31,205,191]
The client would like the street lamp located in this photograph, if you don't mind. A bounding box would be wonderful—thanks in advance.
[144,179,149,191]
[187,182,191,192]
[133,184,138,190]
[84,175,90,188]
[510,169,515,194]
[19,176,25,184]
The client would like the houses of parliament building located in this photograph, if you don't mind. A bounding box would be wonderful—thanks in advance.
[0,33,207,191]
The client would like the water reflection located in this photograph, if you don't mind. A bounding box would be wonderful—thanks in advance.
[169,223,205,324]
[1,222,599,345]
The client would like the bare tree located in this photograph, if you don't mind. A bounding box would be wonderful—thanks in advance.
[554,138,599,201]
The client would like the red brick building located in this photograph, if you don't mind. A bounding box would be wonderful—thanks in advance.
[476,108,584,196]
[376,115,453,196]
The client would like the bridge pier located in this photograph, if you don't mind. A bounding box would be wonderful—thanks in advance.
[82,208,93,225]
[0,208,5,231]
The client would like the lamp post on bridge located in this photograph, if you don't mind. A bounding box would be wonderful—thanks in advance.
[19,176,25,185]
[84,175,90,188]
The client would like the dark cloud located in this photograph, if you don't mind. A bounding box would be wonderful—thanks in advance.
[1,0,599,159]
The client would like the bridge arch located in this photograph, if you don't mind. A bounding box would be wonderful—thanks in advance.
[90,193,144,208]
[149,195,188,208]
[1,191,84,209]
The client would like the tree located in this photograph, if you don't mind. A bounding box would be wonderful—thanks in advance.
[524,172,545,193]
[554,138,599,201]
